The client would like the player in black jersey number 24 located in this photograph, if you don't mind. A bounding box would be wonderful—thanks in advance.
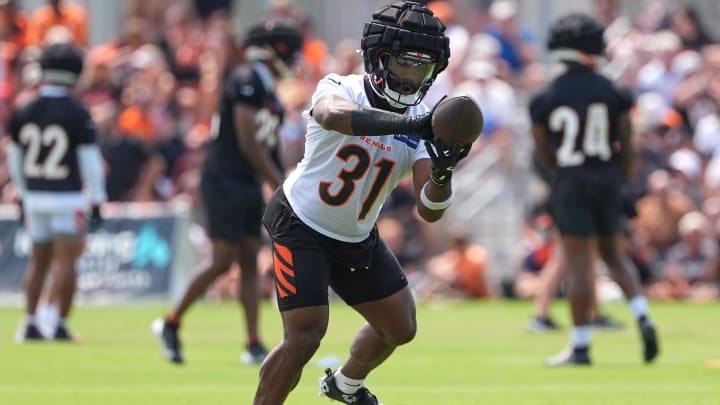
[529,13,659,366]
[8,43,106,342]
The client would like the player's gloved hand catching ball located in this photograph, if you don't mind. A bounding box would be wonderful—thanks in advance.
[409,96,450,140]
[425,138,471,186]
[89,204,103,231]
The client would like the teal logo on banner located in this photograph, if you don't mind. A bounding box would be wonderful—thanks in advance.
[132,224,171,269]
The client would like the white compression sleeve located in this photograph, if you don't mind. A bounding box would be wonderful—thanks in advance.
[77,144,107,204]
[8,142,26,198]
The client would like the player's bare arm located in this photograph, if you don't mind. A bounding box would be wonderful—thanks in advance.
[617,111,634,181]
[412,158,448,222]
[233,103,283,189]
[531,123,555,169]
[312,93,432,139]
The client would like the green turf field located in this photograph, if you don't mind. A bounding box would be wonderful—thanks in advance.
[0,299,719,404]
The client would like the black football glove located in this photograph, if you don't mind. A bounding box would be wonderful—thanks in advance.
[425,138,471,186]
[89,204,103,231]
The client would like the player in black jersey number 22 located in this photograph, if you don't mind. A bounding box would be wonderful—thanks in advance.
[9,42,106,342]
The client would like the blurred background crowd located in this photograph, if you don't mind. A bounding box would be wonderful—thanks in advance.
[1,0,720,305]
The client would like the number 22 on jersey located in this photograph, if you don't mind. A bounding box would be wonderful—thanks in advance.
[19,123,70,179]
[550,103,611,167]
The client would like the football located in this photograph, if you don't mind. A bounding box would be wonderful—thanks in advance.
[430,96,484,145]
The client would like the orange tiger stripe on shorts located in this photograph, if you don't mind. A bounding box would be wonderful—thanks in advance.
[273,242,296,297]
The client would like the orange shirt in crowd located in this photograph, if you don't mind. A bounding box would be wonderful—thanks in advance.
[0,6,30,49]
[302,37,328,81]
[0,6,30,99]
[118,106,156,143]
[452,245,491,299]
[27,1,88,46]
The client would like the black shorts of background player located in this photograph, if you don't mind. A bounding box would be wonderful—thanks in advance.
[526,158,626,333]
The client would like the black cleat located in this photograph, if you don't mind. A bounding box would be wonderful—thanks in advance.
[528,316,561,333]
[240,342,269,365]
[546,346,592,367]
[152,318,184,364]
[319,368,382,405]
[16,322,45,343]
[53,325,76,342]
[639,317,659,363]
[591,314,625,331]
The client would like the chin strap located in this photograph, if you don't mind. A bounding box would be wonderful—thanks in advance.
[246,45,294,80]
[550,48,605,69]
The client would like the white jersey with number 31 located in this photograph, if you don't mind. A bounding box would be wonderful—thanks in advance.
[283,73,430,243]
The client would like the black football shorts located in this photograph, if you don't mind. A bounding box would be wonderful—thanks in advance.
[200,174,264,242]
[550,165,623,237]
[262,188,408,311]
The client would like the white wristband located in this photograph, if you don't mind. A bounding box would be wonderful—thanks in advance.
[420,182,453,211]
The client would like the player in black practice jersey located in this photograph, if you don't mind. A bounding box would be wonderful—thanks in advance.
[153,19,302,365]
[8,43,106,342]
[529,13,659,366]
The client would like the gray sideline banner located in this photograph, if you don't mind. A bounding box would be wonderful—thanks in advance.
[0,213,188,301]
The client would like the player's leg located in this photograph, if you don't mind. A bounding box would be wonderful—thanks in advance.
[236,183,269,365]
[254,305,329,405]
[47,235,85,340]
[254,241,333,404]
[18,211,54,341]
[44,209,91,340]
[595,184,658,363]
[153,175,248,363]
[19,242,53,341]
[172,240,235,320]
[589,265,625,331]
[597,234,659,363]
[545,178,595,366]
[530,233,565,332]
[546,235,595,366]
[345,286,416,374]
[236,235,269,364]
[319,238,412,404]
[25,242,53,322]
[153,239,235,363]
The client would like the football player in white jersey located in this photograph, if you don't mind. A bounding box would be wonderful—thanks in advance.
[8,43,106,342]
[253,2,471,404]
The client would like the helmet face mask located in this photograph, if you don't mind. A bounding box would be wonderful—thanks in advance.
[378,51,439,107]
[361,1,450,108]
[243,19,303,78]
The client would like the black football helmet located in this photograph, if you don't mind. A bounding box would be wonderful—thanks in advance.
[39,42,84,86]
[547,13,605,66]
[361,1,450,108]
[243,18,303,77]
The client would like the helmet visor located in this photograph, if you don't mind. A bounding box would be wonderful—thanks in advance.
[383,51,438,95]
